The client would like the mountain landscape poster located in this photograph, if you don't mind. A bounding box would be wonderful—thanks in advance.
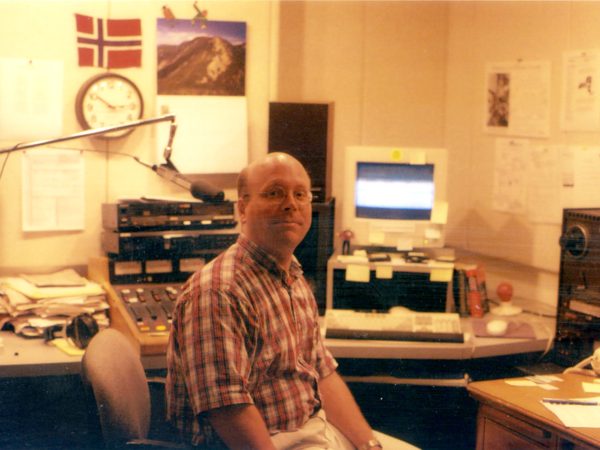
[156,19,246,96]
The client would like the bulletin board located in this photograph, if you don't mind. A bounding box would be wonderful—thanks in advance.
[444,2,600,273]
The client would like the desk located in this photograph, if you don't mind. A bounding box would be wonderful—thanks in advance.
[325,312,555,361]
[0,310,554,378]
[0,331,164,378]
[468,373,600,449]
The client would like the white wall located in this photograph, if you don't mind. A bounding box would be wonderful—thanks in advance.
[444,2,600,305]
[0,0,277,272]
[278,0,449,246]
[5,1,600,309]
[277,1,600,308]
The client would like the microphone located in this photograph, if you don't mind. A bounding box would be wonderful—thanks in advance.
[152,164,225,203]
[163,122,178,162]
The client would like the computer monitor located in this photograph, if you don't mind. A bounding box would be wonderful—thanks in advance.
[341,145,448,251]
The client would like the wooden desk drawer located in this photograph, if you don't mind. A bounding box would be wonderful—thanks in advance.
[479,404,553,449]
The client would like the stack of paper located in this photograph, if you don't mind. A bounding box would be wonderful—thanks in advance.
[0,269,109,338]
[542,396,600,428]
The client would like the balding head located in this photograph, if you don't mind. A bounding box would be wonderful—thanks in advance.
[236,152,312,269]
[237,152,310,199]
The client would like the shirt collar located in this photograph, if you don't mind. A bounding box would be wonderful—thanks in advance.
[237,234,303,282]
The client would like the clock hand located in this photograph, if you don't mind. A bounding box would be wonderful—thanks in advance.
[94,95,116,110]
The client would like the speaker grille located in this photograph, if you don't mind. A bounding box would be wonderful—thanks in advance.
[268,102,333,202]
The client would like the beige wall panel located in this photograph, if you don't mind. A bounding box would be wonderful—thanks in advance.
[361,2,448,147]
[0,0,275,272]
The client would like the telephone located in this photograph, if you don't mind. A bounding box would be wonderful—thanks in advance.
[563,348,600,377]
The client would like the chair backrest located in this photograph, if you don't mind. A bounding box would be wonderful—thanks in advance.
[81,328,151,448]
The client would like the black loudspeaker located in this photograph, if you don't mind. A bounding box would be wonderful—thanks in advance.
[268,102,333,203]
[295,199,335,314]
[555,208,600,366]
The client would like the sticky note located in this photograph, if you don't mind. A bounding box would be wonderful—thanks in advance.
[505,380,537,387]
[425,227,442,239]
[376,265,393,279]
[396,238,414,251]
[583,382,600,393]
[50,338,85,356]
[368,231,385,245]
[430,268,453,282]
[345,264,370,283]
[538,384,559,391]
[410,151,426,164]
[431,201,448,224]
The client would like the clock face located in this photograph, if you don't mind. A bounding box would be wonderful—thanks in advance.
[75,73,144,139]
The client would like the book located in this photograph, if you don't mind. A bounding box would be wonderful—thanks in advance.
[465,267,484,318]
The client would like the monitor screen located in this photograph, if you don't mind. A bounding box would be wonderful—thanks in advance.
[355,162,435,221]
[341,145,448,250]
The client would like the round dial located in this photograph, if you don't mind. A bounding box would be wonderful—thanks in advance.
[75,73,144,139]
[560,224,589,259]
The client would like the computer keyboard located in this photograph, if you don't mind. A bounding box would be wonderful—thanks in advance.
[325,309,464,343]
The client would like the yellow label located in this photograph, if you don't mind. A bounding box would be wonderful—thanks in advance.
[391,148,402,161]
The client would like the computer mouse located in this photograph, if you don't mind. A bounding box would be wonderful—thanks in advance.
[486,319,508,336]
[389,306,411,314]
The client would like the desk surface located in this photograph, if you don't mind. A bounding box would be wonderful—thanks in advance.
[325,312,555,360]
[0,331,165,378]
[0,310,554,378]
[468,373,600,448]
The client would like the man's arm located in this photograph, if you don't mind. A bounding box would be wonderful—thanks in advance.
[319,371,382,449]
[207,403,277,450]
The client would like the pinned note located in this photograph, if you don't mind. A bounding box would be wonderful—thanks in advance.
[375,265,393,279]
[345,264,370,282]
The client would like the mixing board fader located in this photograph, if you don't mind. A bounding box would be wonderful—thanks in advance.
[91,199,239,355]
[88,257,184,355]
[116,284,180,333]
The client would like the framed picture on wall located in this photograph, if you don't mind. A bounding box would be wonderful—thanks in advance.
[156,19,246,96]
[484,60,550,138]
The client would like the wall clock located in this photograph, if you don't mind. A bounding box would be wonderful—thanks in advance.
[75,73,144,139]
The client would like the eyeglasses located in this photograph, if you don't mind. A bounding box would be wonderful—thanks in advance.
[252,186,313,204]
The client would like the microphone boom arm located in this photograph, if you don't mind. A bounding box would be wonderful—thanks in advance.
[0,114,176,155]
[0,113,225,203]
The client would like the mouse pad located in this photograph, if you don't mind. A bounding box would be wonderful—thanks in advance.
[472,319,536,339]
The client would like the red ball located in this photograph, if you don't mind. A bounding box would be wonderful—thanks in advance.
[339,229,354,240]
[496,282,513,303]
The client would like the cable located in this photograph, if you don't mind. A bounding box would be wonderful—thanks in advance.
[0,142,22,182]
[0,144,154,184]
[0,152,10,181]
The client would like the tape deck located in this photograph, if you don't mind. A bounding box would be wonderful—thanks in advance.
[555,208,600,366]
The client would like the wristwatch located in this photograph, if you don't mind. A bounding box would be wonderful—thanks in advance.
[358,438,383,450]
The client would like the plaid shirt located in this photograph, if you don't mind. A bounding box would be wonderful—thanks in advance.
[166,235,338,447]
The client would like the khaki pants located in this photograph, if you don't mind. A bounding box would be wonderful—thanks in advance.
[271,410,355,450]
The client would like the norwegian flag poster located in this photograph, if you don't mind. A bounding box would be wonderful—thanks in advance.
[75,13,142,68]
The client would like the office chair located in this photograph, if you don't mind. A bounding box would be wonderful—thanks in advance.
[81,329,414,450]
[81,328,186,449]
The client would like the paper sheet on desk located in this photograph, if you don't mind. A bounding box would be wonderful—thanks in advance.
[0,277,104,299]
[542,396,600,427]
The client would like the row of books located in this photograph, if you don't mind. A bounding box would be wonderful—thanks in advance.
[0,268,109,338]
[453,263,489,317]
